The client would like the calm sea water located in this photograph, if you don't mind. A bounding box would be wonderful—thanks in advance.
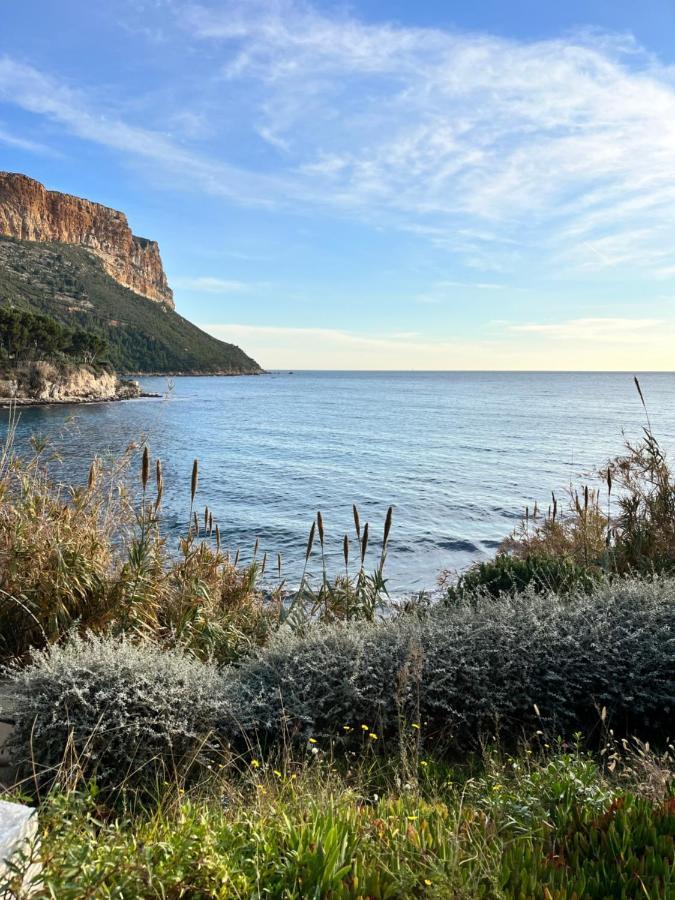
[3,371,675,592]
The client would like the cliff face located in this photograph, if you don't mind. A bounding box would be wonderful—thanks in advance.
[0,173,174,308]
[0,362,141,404]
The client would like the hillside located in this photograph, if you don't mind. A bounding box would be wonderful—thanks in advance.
[0,236,262,374]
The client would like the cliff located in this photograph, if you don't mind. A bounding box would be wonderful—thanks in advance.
[0,173,173,307]
[0,362,141,405]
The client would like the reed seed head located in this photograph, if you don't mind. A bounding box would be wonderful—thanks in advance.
[277,552,282,577]
[343,534,349,568]
[234,549,240,567]
[305,521,316,562]
[190,459,199,504]
[383,505,393,551]
[353,504,361,540]
[87,460,97,492]
[215,524,221,551]
[317,510,324,547]
[361,522,369,564]
[261,551,267,575]
[141,446,150,492]
[155,459,163,509]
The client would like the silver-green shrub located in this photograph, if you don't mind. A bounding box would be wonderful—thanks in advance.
[222,577,674,749]
[6,578,673,786]
[4,635,229,792]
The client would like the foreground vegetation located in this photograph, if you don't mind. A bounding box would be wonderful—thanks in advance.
[4,741,674,898]
[0,381,673,896]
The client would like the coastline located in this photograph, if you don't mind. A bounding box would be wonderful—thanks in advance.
[0,390,162,409]
[124,370,267,377]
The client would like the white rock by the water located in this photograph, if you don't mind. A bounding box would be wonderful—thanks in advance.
[0,800,39,894]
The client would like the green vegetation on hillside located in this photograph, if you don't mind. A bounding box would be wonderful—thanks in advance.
[0,235,262,373]
[0,305,107,365]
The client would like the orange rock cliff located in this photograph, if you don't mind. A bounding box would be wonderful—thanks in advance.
[0,172,174,307]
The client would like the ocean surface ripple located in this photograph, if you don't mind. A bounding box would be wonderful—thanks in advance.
[4,371,675,592]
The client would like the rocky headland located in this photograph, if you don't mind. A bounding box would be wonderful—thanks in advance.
[0,172,173,307]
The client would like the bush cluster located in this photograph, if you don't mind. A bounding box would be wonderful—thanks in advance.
[223,576,674,752]
[445,552,598,603]
[6,577,673,791]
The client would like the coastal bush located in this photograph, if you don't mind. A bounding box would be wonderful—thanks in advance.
[0,434,126,661]
[445,552,598,603]
[504,381,675,577]
[8,577,672,787]
[0,435,277,664]
[4,635,230,794]
[223,576,674,752]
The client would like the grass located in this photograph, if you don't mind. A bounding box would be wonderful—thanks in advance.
[3,740,673,898]
[0,415,395,666]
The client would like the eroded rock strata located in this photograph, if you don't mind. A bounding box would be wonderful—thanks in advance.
[0,173,173,307]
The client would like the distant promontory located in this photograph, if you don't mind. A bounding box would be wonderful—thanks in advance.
[0,173,262,375]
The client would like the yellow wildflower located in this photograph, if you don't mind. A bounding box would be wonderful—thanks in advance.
[251,759,261,769]
[368,733,378,740]
[411,723,420,730]
[308,738,317,744]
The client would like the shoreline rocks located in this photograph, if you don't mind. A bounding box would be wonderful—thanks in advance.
[0,361,145,406]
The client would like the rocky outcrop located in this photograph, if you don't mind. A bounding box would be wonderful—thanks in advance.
[0,362,142,404]
[0,173,173,307]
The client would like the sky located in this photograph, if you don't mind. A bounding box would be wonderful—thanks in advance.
[1,1,675,370]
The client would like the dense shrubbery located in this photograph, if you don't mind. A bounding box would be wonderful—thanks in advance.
[0,437,279,664]
[445,552,598,602]
[6,576,673,793]
[6,636,229,792]
[222,576,674,753]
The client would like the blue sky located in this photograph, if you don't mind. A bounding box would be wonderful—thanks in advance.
[2,0,675,369]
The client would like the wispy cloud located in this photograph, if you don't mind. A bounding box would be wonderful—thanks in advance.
[172,276,261,293]
[3,3,675,280]
[509,317,664,343]
[180,2,675,278]
[0,122,55,155]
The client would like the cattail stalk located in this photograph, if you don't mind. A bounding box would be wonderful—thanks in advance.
[361,522,369,565]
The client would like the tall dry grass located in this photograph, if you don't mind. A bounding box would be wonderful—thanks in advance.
[0,411,394,664]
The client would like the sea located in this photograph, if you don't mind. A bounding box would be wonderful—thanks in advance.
[3,371,675,593]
